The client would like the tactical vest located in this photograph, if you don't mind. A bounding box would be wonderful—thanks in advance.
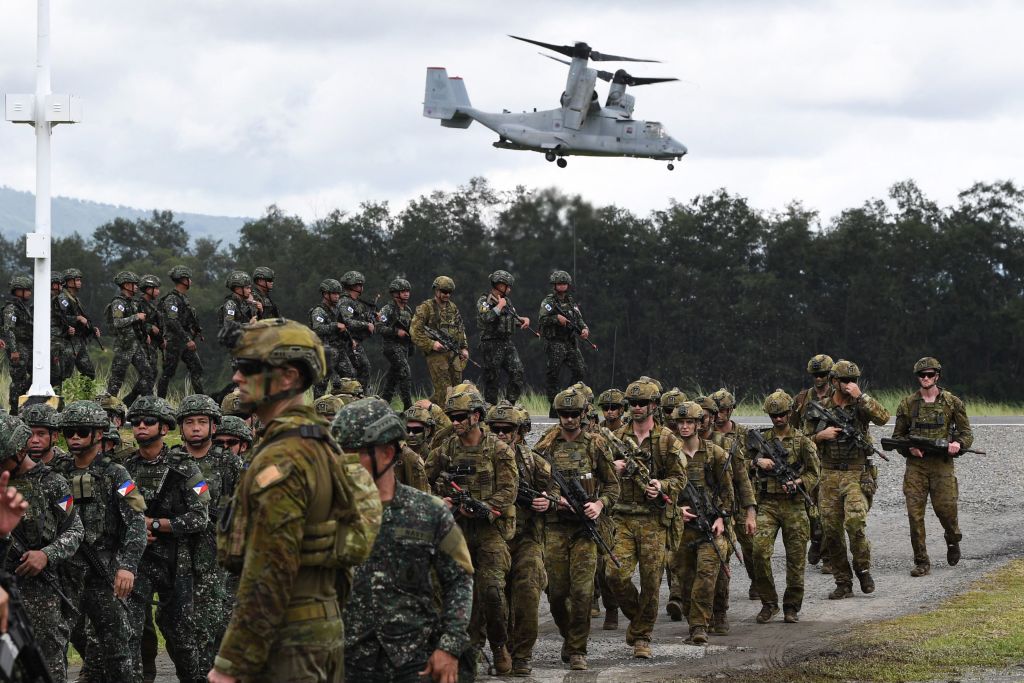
[380,303,413,347]
[339,295,373,342]
[190,446,233,524]
[535,430,603,522]
[613,425,674,511]
[755,429,806,497]
[540,295,578,342]
[478,293,515,341]
[10,467,61,552]
[817,400,870,467]
[429,299,463,342]
[59,456,131,548]
[104,294,139,341]
[130,448,194,560]
[907,392,954,440]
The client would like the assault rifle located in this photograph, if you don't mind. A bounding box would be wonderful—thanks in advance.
[805,400,889,462]
[424,325,481,368]
[681,480,733,577]
[553,301,597,350]
[536,452,621,568]
[516,482,561,508]
[491,297,541,338]
[0,576,54,683]
[438,472,501,519]
[3,532,78,619]
[746,429,815,507]
[72,303,105,352]
[880,436,986,458]
[621,450,672,508]
[78,543,130,613]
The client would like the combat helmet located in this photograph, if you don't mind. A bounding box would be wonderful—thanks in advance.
[570,382,595,405]
[672,401,705,421]
[403,405,435,428]
[58,400,109,430]
[140,274,161,290]
[549,270,572,285]
[127,396,177,428]
[314,394,344,419]
[340,271,365,287]
[830,359,862,380]
[220,389,248,417]
[597,388,626,409]
[62,268,83,283]
[113,271,140,287]
[226,271,252,290]
[0,414,31,462]
[432,275,455,292]
[484,401,520,426]
[489,270,515,287]
[388,277,411,293]
[445,387,486,416]
[94,393,127,423]
[695,396,719,414]
[913,357,942,374]
[176,394,222,425]
[20,403,58,430]
[553,387,588,413]
[660,387,689,413]
[217,416,254,446]
[168,265,193,283]
[229,319,327,405]
[625,378,661,402]
[8,275,32,293]
[252,266,275,282]
[762,389,794,415]
[807,354,834,375]
[51,271,62,285]
[332,397,406,449]
[515,404,532,433]
[319,278,343,294]
[335,377,365,400]
[710,388,736,411]
[102,425,122,448]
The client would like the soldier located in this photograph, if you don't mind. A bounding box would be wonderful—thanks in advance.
[210,318,382,683]
[158,265,205,397]
[606,378,685,659]
[791,354,834,571]
[50,271,65,386]
[411,275,470,405]
[598,389,626,431]
[338,270,376,388]
[335,377,365,405]
[539,270,590,417]
[708,387,758,626]
[660,388,688,432]
[533,386,619,671]
[53,268,101,383]
[123,395,210,683]
[403,404,436,461]
[378,277,415,410]
[22,403,69,468]
[218,271,260,343]
[0,413,84,683]
[213,416,254,459]
[105,270,156,405]
[251,266,279,319]
[313,393,344,423]
[805,360,889,599]
[309,278,356,397]
[138,274,165,393]
[486,401,551,676]
[668,402,732,645]
[424,387,518,674]
[476,270,530,405]
[2,275,33,413]
[175,394,242,667]
[749,390,820,624]
[52,400,146,682]
[95,392,137,461]
[892,357,974,577]
[336,397,474,683]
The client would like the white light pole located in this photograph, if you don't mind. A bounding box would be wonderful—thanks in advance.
[5,0,81,399]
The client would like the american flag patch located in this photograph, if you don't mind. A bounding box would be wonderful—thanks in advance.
[192,481,209,496]
[117,480,136,497]
[57,495,73,513]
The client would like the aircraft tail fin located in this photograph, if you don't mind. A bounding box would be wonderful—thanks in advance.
[423,67,473,129]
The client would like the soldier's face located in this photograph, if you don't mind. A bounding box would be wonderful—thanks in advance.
[812,371,830,389]
[489,422,517,444]
[124,283,137,296]
[214,437,243,455]
[435,289,452,304]
[678,418,699,438]
[917,371,939,389]
[27,427,53,454]
[554,284,569,295]
[51,283,60,295]
[701,411,715,432]
[557,410,582,433]
[715,408,731,427]
[144,286,160,299]
[628,399,653,420]
[770,412,790,430]
[131,417,163,443]
[395,290,411,303]
[14,288,31,301]
[257,278,274,291]
[182,415,214,444]
[327,292,341,305]
[601,405,622,421]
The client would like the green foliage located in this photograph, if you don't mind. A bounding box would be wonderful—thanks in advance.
[59,373,99,403]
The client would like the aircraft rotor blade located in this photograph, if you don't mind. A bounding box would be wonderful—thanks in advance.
[510,35,574,58]
[539,53,572,67]
[626,76,679,86]
[589,50,660,63]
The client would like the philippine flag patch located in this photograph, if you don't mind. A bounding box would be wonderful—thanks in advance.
[117,480,136,497]
[57,495,73,513]
[192,481,209,496]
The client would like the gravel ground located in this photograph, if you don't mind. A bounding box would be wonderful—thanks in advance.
[112,422,1023,683]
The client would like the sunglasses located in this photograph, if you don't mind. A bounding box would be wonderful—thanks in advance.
[557,410,582,419]
[917,371,938,379]
[837,377,857,384]
[627,399,651,408]
[215,438,241,448]
[769,412,789,420]
[812,372,830,378]
[232,359,266,376]
[130,416,160,428]
[406,426,426,435]
[438,289,453,295]
[600,404,621,411]
[448,412,471,423]
[61,427,95,439]
[490,425,517,435]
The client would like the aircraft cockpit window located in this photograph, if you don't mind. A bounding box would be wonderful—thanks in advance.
[644,122,665,139]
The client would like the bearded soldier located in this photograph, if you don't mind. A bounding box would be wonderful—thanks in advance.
[158,266,205,397]
[539,270,590,417]
[251,267,279,319]
[792,354,835,571]
[476,270,530,405]
[378,277,415,410]
[411,276,469,405]
[105,271,156,405]
[338,270,376,388]
[2,275,33,412]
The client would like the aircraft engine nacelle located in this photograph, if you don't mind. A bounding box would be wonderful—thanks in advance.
[563,68,597,130]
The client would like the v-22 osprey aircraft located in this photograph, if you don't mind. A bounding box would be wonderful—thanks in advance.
[423,35,688,169]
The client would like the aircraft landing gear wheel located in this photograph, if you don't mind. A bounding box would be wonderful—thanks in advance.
[545,151,556,162]
[557,158,568,168]
[667,163,675,171]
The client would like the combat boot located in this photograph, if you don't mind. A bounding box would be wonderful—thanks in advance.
[666,599,684,621]
[857,570,875,594]
[512,659,532,677]
[493,645,512,675]
[569,654,588,671]
[947,543,961,566]
[560,641,570,663]
[690,626,709,645]
[807,538,822,565]
[756,604,779,624]
[603,607,619,630]
[591,594,601,617]
[783,608,799,623]
[910,563,931,577]
[711,612,730,635]
[828,583,853,600]
[633,639,652,658]
[820,561,833,575]
[748,585,759,600]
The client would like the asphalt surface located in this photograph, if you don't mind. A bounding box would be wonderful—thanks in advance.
[112,421,1023,683]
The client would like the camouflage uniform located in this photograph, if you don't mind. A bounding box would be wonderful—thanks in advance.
[411,294,468,405]
[251,268,280,320]
[344,483,475,681]
[476,290,525,405]
[338,292,375,388]
[893,386,973,570]
[218,293,258,345]
[158,286,205,396]
[378,299,415,409]
[538,292,587,406]
[395,443,429,492]
[805,390,889,593]
[533,423,619,660]
[750,426,820,617]
[2,287,33,410]
[105,282,156,400]
[608,422,685,646]
[137,282,164,400]
[709,428,758,620]
[309,298,356,396]
[125,443,211,683]
[53,285,97,381]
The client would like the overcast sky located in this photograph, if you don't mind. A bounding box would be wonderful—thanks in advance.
[1,0,1022,226]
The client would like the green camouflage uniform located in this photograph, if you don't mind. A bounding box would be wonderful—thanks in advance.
[538,294,587,406]
[338,293,375,388]
[805,393,889,590]
[217,293,258,345]
[411,299,468,405]
[893,389,973,567]
[49,289,66,385]
[395,443,429,492]
[710,429,758,617]
[673,438,733,631]
[53,288,97,381]
[53,452,146,682]
[535,429,619,656]
[251,287,279,319]
[137,293,163,397]
[124,444,211,683]
[791,386,832,567]
[378,301,415,409]
[105,291,156,399]
[426,431,518,656]
[157,289,205,396]
[750,427,820,614]
[309,302,356,396]
[4,463,84,683]
[476,293,525,405]
[344,483,475,681]
[215,406,382,682]
[2,295,32,409]
[607,424,685,644]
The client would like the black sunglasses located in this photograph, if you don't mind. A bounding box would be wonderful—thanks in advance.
[61,427,94,439]
[490,425,517,435]
[600,404,621,411]
[130,416,160,428]
[557,410,582,419]
[232,359,266,376]
[438,289,453,295]
[627,399,651,407]
[769,412,789,420]
[812,371,830,378]
[406,426,426,435]
[215,438,241,448]
[837,377,857,384]
[917,371,938,379]
[448,412,471,423]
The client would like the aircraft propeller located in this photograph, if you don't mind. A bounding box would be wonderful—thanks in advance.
[510,35,659,63]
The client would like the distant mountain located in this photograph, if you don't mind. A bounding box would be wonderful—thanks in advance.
[0,185,251,243]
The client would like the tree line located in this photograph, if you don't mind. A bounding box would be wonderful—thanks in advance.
[2,177,1021,402]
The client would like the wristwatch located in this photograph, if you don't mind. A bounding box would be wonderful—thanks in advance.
[151,519,161,532]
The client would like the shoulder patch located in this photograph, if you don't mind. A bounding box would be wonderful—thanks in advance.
[9,314,16,323]
[57,494,73,514]
[60,299,69,308]
[117,480,136,497]
[379,313,387,322]
[346,306,354,314]
[544,303,553,311]
[315,315,324,323]
[170,304,178,312]
[192,480,209,496]
[255,464,286,489]
[115,302,125,312]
